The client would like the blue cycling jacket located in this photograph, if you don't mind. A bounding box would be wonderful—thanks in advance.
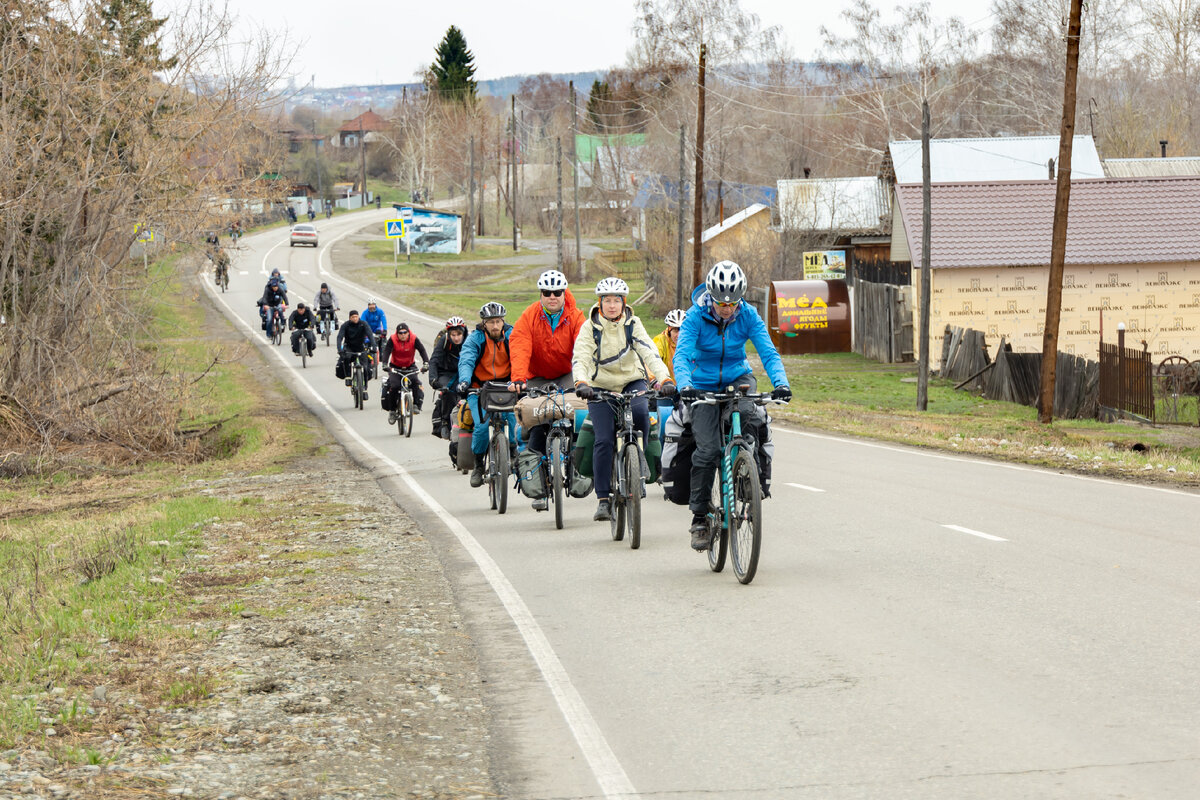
[361,306,388,334]
[672,284,788,392]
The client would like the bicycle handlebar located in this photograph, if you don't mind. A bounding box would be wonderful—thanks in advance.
[524,385,576,399]
[590,387,656,403]
[688,388,787,406]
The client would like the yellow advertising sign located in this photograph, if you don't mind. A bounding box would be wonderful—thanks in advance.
[778,294,830,330]
[802,250,846,279]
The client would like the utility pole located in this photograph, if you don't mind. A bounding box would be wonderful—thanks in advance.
[311,120,323,210]
[691,43,707,288]
[358,116,367,209]
[468,135,475,252]
[570,80,583,282]
[1038,0,1085,424]
[917,99,932,411]
[676,125,687,308]
[556,137,564,270]
[511,95,518,252]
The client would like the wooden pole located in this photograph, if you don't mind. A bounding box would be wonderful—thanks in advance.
[1038,0,1085,424]
[676,124,687,308]
[359,117,366,208]
[468,134,475,252]
[511,95,518,252]
[556,137,564,270]
[691,43,707,288]
[917,99,932,411]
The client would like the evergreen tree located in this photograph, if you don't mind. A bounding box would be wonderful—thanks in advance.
[586,80,613,132]
[99,0,176,70]
[429,25,477,103]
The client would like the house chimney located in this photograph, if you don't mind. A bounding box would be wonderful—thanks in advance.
[803,167,811,179]
[1160,139,1168,158]
[1048,158,1055,180]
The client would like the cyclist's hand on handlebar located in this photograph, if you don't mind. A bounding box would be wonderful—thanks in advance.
[420,363,429,373]
[679,386,701,402]
[771,385,793,402]
[658,381,676,397]
[575,383,594,400]
[455,381,470,394]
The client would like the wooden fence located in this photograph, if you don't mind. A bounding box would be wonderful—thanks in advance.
[1099,338,1154,420]
[853,280,913,363]
[591,249,645,280]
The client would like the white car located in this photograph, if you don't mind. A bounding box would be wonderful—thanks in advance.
[289,223,318,247]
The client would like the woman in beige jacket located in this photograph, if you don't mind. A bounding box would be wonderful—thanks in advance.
[572,277,676,522]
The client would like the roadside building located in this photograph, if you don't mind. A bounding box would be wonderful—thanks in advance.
[1103,157,1200,178]
[335,109,389,148]
[891,176,1200,365]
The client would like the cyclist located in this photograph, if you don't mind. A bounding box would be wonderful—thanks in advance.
[455,302,517,489]
[428,316,468,438]
[361,297,388,360]
[381,322,430,417]
[288,302,318,357]
[573,277,674,522]
[508,269,586,511]
[257,277,288,335]
[312,282,340,332]
[654,309,686,381]
[673,260,792,551]
[337,309,376,399]
[268,267,288,292]
[204,231,220,250]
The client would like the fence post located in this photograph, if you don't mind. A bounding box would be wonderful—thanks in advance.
[1117,323,1126,417]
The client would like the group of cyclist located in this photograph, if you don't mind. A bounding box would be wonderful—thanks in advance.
[250,256,790,550]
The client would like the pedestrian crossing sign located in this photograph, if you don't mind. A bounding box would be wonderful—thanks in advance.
[385,219,405,238]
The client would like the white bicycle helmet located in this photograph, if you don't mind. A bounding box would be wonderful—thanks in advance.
[366,296,379,306]
[446,315,466,328]
[706,260,747,304]
[664,308,686,328]
[595,277,629,297]
[537,270,569,291]
[479,301,507,320]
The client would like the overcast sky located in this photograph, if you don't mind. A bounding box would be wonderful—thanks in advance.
[156,0,997,88]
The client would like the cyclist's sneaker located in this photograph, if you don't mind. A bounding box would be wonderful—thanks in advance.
[593,499,611,521]
[469,463,485,488]
[689,515,709,551]
[387,411,397,425]
[532,498,548,512]
[345,378,352,387]
[362,390,368,401]
[414,403,422,414]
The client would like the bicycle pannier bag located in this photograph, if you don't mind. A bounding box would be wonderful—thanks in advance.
[660,404,694,505]
[515,450,547,499]
[335,356,348,380]
[480,380,518,413]
[572,417,595,477]
[567,458,593,498]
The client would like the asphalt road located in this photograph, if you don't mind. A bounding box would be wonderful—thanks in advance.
[208,212,1200,799]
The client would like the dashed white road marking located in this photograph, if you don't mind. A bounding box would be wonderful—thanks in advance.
[785,482,825,493]
[943,524,1008,542]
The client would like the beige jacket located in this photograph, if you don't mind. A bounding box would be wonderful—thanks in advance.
[572,304,670,392]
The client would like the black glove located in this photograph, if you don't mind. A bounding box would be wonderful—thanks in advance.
[575,384,594,400]
[455,381,470,394]
[771,386,793,402]
[658,382,676,398]
[679,387,701,402]
[420,364,429,373]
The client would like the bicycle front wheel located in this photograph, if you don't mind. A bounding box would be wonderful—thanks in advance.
[492,432,509,514]
[549,436,565,530]
[403,391,414,438]
[624,444,642,550]
[729,450,762,585]
[707,479,728,573]
[396,390,407,436]
[609,450,625,542]
[353,368,364,410]
[300,339,307,369]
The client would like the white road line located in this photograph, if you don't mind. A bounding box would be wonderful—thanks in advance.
[202,277,636,800]
[259,238,287,276]
[785,482,825,493]
[774,427,1200,499]
[942,524,1008,542]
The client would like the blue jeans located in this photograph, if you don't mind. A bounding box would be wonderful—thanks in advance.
[588,379,650,500]
[467,393,517,456]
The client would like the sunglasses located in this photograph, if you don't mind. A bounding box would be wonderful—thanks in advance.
[715,301,737,308]
[541,289,564,297]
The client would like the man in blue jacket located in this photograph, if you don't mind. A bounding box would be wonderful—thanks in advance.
[361,298,388,360]
[673,261,792,551]
[455,302,519,488]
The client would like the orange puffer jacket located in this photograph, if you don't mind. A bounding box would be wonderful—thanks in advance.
[509,289,586,383]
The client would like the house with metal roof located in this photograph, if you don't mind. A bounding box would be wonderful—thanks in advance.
[1103,157,1200,178]
[881,135,1105,185]
[891,176,1200,365]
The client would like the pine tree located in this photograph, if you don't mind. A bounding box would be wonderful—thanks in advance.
[99,0,176,70]
[586,80,613,133]
[429,25,477,103]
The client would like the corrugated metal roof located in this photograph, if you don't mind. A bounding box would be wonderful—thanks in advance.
[1103,157,1200,178]
[886,135,1105,184]
[699,204,769,243]
[777,177,889,233]
[632,176,775,211]
[894,176,1200,268]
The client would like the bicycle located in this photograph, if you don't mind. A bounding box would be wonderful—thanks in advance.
[292,328,313,369]
[317,309,338,348]
[525,385,581,530]
[592,388,654,549]
[470,382,518,515]
[345,349,369,410]
[268,306,286,347]
[690,387,786,584]
[385,365,424,438]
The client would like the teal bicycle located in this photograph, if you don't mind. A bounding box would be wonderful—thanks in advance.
[691,386,785,584]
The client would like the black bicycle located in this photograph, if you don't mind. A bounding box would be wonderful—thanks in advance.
[385,365,424,438]
[592,388,654,549]
[471,382,518,514]
[268,306,286,347]
[690,387,786,584]
[317,309,338,347]
[345,349,369,411]
[525,385,581,530]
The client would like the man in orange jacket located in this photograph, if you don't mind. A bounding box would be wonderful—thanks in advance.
[509,270,586,510]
